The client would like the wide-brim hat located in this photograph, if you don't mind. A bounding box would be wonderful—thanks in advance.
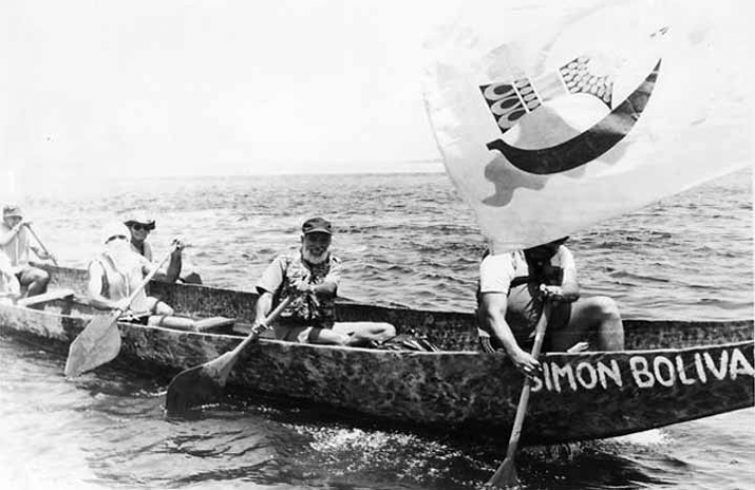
[123,210,156,229]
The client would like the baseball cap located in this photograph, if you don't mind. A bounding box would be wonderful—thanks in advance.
[301,217,332,235]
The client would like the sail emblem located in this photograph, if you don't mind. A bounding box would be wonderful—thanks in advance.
[480,56,661,175]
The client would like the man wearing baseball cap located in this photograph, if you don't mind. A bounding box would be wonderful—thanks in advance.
[0,204,52,297]
[252,217,395,346]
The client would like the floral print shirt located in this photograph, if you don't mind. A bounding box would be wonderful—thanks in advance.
[255,250,342,327]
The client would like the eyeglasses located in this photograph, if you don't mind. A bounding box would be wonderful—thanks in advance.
[130,223,154,232]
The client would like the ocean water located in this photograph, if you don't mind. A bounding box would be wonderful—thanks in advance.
[0,169,752,489]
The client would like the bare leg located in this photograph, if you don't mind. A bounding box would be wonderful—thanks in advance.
[148,315,196,330]
[17,266,50,298]
[152,300,175,316]
[332,322,396,346]
[549,296,624,352]
[308,328,351,345]
[145,298,195,329]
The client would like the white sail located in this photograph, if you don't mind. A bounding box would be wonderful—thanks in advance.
[424,0,751,253]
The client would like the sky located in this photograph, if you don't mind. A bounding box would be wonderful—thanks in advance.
[1,0,466,196]
[1,0,751,199]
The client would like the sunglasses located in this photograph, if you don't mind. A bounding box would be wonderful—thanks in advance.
[106,234,128,243]
[130,223,154,232]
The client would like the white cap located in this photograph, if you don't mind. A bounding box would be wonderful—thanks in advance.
[102,222,131,244]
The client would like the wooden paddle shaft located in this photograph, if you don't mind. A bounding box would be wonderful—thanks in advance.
[232,296,293,354]
[26,225,58,266]
[502,302,552,464]
[119,248,174,312]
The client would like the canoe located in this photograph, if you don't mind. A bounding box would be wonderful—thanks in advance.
[0,263,752,446]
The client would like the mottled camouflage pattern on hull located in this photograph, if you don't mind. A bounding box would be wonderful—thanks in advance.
[2,264,752,445]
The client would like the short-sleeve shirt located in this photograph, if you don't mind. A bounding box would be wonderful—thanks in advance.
[478,246,576,333]
[255,251,342,328]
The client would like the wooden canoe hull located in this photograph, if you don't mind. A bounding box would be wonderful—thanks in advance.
[0,264,752,445]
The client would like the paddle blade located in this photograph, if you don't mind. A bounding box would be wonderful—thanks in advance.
[64,311,122,377]
[165,351,236,413]
[487,456,518,489]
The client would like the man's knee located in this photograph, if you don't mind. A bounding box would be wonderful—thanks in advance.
[581,296,620,323]
[379,323,396,338]
[18,268,47,285]
[595,297,621,322]
[37,269,50,285]
[154,301,174,316]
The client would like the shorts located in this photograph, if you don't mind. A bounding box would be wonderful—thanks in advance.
[478,301,572,353]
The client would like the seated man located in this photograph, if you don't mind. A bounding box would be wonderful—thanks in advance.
[477,237,624,377]
[123,210,202,284]
[0,204,53,297]
[87,222,194,329]
[253,217,395,346]
[0,249,20,304]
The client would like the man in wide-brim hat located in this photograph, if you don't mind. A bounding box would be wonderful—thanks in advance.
[123,210,202,284]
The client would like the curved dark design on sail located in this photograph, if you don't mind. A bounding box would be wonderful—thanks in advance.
[486,60,661,175]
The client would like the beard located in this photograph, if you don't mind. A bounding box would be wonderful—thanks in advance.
[302,247,328,265]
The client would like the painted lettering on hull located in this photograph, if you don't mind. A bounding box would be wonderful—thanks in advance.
[531,347,754,394]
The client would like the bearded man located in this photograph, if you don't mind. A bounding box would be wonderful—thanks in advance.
[252,217,395,346]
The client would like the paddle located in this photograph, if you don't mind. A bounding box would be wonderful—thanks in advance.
[26,224,58,266]
[165,296,293,413]
[487,298,552,488]
[64,249,174,378]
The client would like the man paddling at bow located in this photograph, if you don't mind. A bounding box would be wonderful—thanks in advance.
[0,204,53,298]
[252,217,395,346]
[477,237,624,376]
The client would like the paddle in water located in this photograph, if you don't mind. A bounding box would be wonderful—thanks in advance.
[64,249,174,377]
[487,299,552,488]
[165,296,293,413]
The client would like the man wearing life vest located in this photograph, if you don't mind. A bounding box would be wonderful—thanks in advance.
[477,237,625,377]
[87,222,177,322]
[252,217,395,346]
[0,204,53,298]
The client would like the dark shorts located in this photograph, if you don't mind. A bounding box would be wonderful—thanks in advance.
[15,265,49,285]
[479,301,572,353]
